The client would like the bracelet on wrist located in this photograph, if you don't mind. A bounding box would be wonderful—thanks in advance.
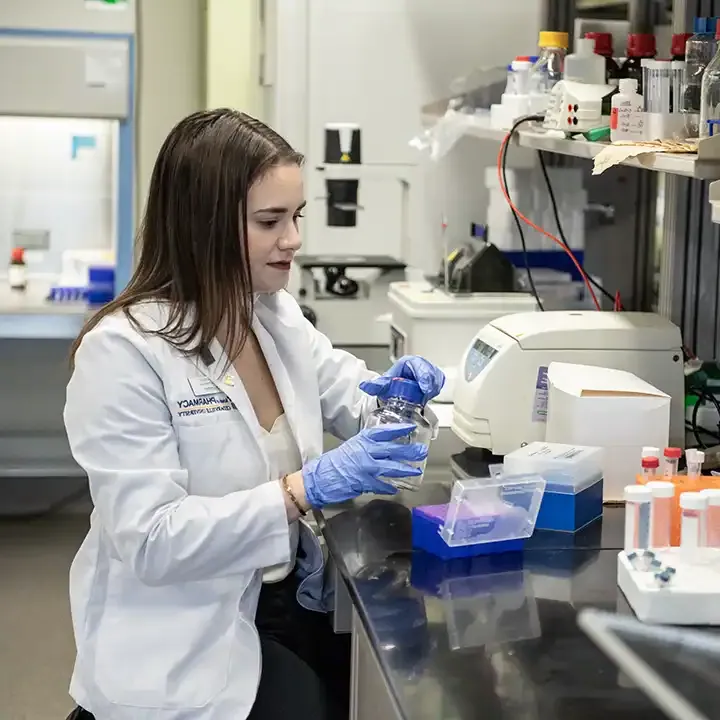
[282,474,307,516]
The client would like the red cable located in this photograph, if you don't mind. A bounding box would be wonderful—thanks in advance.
[497,132,603,312]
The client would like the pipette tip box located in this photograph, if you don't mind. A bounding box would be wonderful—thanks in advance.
[411,475,546,560]
[617,547,720,625]
[412,505,525,559]
[504,443,604,532]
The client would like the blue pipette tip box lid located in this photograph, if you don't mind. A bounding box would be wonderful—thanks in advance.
[411,475,546,560]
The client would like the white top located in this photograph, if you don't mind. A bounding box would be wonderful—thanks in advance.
[625,484,652,502]
[680,491,708,511]
[647,480,675,498]
[261,414,302,583]
[701,488,720,506]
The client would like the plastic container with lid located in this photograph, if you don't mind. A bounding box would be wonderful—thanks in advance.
[531,31,569,93]
[684,17,720,137]
[648,480,675,547]
[363,377,432,491]
[622,33,657,93]
[663,446,682,478]
[511,55,535,95]
[410,475,546,559]
[611,78,644,142]
[8,247,26,291]
[585,31,621,86]
[679,491,708,548]
[564,37,606,85]
[502,442,603,532]
[641,455,660,482]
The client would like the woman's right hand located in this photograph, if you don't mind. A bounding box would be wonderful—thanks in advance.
[301,424,428,508]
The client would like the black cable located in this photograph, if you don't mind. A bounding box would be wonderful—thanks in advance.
[503,115,545,311]
[536,149,618,307]
[689,387,720,449]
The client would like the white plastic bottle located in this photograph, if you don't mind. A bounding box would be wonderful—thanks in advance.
[611,78,644,142]
[564,37,606,85]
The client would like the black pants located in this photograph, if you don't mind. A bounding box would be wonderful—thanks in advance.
[66,572,350,720]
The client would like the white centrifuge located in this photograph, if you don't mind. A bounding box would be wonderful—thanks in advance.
[452,310,685,454]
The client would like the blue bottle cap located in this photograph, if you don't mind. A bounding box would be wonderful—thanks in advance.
[693,16,720,35]
[387,377,425,406]
[529,56,539,63]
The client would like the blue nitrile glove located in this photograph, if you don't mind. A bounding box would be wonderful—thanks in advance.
[302,423,428,508]
[359,355,445,405]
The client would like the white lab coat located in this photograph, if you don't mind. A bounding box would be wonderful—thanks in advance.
[64,290,378,720]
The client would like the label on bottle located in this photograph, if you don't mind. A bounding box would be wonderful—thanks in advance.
[611,99,644,141]
[8,265,26,289]
[610,107,619,130]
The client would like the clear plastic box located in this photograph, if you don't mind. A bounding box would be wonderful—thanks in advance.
[439,475,546,548]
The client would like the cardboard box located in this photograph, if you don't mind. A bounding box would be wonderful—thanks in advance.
[545,362,671,501]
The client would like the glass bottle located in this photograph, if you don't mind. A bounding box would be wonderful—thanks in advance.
[621,33,656,94]
[364,378,432,491]
[684,17,719,137]
[700,23,720,138]
[531,31,569,94]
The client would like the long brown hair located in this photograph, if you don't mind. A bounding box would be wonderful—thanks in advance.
[71,109,303,365]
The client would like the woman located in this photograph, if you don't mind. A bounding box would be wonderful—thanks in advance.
[63,109,444,720]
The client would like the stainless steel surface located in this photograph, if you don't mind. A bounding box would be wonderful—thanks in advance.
[319,483,663,720]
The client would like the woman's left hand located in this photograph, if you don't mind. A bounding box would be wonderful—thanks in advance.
[360,355,445,404]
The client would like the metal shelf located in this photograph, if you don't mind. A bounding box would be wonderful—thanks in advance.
[423,112,720,180]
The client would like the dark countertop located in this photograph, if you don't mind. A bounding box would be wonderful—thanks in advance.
[319,482,665,720]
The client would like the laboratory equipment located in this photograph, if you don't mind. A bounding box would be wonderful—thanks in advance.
[502,442,604,532]
[622,33,656,93]
[543,80,615,133]
[610,79,644,142]
[663,447,682,478]
[642,446,660,459]
[294,255,405,346]
[363,377,432,490]
[387,281,538,401]
[585,32,621,87]
[564,38,606,85]
[680,491,708,548]
[531,31,569,93]
[684,17,719,137]
[8,248,27,291]
[624,484,652,551]
[441,240,516,294]
[451,311,685,456]
[411,474,546,559]
[648,480,675,548]
[617,547,720,625]
[703,489,720,547]
[0,2,135,515]
[671,32,692,61]
[700,22,720,139]
[641,455,659,481]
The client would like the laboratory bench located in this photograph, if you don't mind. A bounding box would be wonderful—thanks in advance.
[317,478,665,720]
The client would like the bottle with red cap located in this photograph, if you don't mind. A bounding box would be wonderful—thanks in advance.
[671,32,693,61]
[641,455,660,482]
[585,31,621,87]
[622,33,657,93]
[8,247,27,291]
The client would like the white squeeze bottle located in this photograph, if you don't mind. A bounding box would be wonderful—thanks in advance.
[611,78,644,142]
